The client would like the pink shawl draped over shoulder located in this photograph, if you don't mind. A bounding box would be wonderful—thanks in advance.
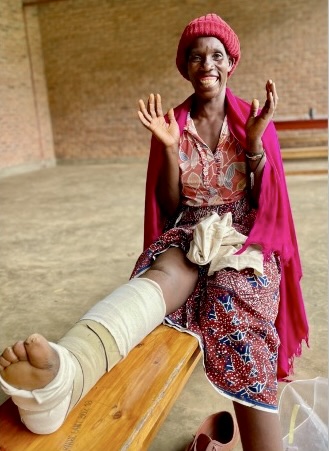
[143,88,309,380]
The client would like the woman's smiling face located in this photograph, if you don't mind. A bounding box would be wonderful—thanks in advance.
[187,37,234,100]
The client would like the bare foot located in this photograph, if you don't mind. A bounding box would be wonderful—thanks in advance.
[0,334,60,391]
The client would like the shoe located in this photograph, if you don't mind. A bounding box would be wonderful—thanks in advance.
[186,411,239,451]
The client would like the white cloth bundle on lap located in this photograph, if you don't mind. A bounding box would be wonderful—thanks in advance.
[186,212,264,276]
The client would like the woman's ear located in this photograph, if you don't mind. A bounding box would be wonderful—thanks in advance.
[228,57,235,72]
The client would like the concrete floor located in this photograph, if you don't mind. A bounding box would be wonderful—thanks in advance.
[0,162,327,450]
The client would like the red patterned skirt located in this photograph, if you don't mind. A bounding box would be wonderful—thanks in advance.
[131,197,281,411]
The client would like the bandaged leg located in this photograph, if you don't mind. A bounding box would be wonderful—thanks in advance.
[81,277,166,357]
[58,319,122,409]
[63,277,166,407]
[0,277,166,434]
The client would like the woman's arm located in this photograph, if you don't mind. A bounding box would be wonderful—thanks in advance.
[138,94,181,216]
[245,80,278,204]
[156,142,181,217]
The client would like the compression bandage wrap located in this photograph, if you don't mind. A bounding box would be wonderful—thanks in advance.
[81,277,166,357]
[0,278,166,434]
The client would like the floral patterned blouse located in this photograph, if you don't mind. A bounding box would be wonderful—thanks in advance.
[179,114,247,207]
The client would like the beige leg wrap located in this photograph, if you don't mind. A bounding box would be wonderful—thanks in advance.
[58,277,166,410]
[81,277,166,357]
[0,278,166,434]
[58,320,121,410]
[0,325,120,434]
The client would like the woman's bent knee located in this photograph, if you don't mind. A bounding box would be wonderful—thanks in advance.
[142,247,198,314]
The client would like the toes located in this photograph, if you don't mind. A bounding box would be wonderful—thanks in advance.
[24,333,45,347]
[12,341,28,361]
[0,355,11,369]
[0,340,29,370]
[24,334,59,371]
[1,346,20,364]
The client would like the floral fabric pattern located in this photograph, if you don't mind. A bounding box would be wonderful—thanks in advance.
[131,200,281,411]
[179,115,247,206]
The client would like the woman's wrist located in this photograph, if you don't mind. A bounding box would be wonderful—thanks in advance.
[164,143,179,155]
[246,139,263,155]
[248,152,266,189]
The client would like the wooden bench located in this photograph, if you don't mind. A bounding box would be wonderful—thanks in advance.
[0,325,201,450]
[275,118,328,160]
[274,118,328,175]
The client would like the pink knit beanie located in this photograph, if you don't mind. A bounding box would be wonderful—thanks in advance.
[176,13,241,80]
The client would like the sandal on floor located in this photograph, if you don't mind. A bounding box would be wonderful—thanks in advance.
[186,411,240,451]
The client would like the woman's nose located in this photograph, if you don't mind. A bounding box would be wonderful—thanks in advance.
[201,56,214,70]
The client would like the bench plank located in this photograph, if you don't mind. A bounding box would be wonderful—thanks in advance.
[281,146,328,160]
[275,118,328,130]
[0,325,201,451]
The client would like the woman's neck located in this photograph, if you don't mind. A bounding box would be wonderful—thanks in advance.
[190,95,227,152]
[190,90,226,121]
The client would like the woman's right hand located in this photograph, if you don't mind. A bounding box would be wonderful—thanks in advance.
[138,93,180,149]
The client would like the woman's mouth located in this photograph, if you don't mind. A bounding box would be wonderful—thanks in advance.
[199,77,218,88]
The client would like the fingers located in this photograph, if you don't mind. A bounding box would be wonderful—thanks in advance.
[167,107,175,124]
[255,79,278,121]
[155,93,164,117]
[138,93,163,117]
[250,98,260,118]
[137,93,165,128]
[266,79,279,111]
[138,99,152,125]
[147,93,157,117]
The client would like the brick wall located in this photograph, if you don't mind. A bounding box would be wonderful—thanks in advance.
[0,1,55,176]
[1,0,327,171]
[36,0,327,161]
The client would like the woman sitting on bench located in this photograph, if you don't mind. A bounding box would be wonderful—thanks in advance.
[0,13,308,451]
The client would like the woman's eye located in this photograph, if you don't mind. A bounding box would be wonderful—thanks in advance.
[189,54,201,62]
[213,53,223,60]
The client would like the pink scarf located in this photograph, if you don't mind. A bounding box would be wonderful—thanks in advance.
[143,88,309,380]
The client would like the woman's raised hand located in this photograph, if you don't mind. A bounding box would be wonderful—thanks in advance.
[138,93,180,149]
[246,80,279,152]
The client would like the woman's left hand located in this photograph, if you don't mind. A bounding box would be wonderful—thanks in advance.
[246,80,278,153]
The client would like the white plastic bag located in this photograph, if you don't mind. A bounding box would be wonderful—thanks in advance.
[279,377,328,451]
